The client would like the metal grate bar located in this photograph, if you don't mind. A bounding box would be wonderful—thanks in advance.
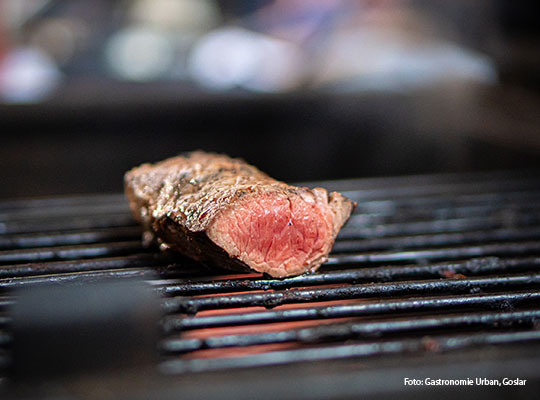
[0,254,177,279]
[351,190,540,217]
[3,218,539,253]
[0,202,130,222]
[7,234,536,268]
[161,309,540,354]
[158,257,540,297]
[0,268,159,290]
[0,241,148,264]
[0,227,142,250]
[0,193,126,211]
[0,254,537,292]
[327,241,540,263]
[162,290,540,331]
[315,170,540,191]
[340,177,540,202]
[334,226,540,252]
[0,214,137,235]
[340,213,540,239]
[159,329,540,374]
[163,274,540,314]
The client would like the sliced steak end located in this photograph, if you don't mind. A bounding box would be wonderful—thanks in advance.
[125,151,355,278]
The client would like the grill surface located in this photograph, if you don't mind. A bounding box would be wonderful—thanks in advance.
[1,170,540,397]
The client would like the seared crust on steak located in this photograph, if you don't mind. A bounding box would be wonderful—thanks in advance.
[125,151,355,277]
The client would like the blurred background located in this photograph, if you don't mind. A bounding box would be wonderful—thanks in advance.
[0,0,539,198]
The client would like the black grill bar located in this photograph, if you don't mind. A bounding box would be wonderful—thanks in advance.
[0,214,137,235]
[0,171,534,214]
[163,290,540,332]
[0,241,147,264]
[334,227,540,252]
[1,234,539,276]
[2,244,540,289]
[163,274,540,314]
[158,257,540,297]
[0,193,126,211]
[0,254,175,279]
[0,267,215,290]
[0,226,142,250]
[314,169,540,190]
[0,268,159,289]
[0,254,538,292]
[0,247,539,295]
[0,171,535,211]
[326,241,540,263]
[161,309,540,354]
[0,202,130,222]
[340,213,540,239]
[4,221,537,253]
[159,329,540,375]
[351,190,540,217]
[340,176,540,201]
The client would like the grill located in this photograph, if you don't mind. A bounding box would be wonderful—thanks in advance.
[2,170,540,398]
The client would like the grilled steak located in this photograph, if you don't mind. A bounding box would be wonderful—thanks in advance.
[125,152,355,277]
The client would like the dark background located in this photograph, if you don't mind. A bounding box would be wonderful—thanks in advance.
[1,0,539,198]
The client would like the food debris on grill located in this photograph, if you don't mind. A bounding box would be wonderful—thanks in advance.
[124,151,355,277]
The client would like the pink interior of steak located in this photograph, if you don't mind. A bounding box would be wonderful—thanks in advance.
[206,190,335,277]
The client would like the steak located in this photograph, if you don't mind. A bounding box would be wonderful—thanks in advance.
[124,151,355,278]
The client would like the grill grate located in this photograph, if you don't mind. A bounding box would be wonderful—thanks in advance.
[1,171,540,381]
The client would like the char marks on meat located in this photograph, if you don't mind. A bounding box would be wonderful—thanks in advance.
[124,151,355,278]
